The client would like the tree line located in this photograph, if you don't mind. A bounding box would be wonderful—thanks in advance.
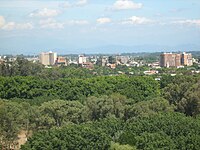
[0,75,160,102]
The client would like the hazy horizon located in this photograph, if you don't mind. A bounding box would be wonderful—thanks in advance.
[0,0,200,54]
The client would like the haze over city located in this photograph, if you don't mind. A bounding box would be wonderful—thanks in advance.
[0,0,200,54]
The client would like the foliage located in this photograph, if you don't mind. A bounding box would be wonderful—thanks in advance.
[38,100,85,129]
[0,101,25,149]
[85,94,127,120]
[0,76,160,101]
[86,117,125,141]
[162,76,200,116]
[110,142,136,150]
[1,59,200,149]
[119,113,200,150]
[178,82,200,116]
[0,57,43,76]
[21,124,110,150]
[124,97,175,119]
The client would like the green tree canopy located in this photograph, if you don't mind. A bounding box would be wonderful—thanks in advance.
[21,124,110,150]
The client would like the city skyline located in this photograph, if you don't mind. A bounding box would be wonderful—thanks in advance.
[0,0,200,54]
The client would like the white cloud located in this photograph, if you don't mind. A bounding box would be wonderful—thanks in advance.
[2,22,15,30]
[60,2,71,8]
[170,8,185,13]
[173,19,200,26]
[0,16,6,28]
[0,15,34,30]
[96,17,111,24]
[60,0,88,8]
[16,23,34,30]
[39,18,64,29]
[122,16,153,25]
[112,0,142,10]
[75,0,88,6]
[30,8,60,17]
[67,20,89,25]
[2,22,34,30]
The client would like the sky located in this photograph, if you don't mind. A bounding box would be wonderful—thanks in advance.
[0,0,200,54]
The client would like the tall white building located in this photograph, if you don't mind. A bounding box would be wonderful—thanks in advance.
[78,55,87,64]
[39,51,57,66]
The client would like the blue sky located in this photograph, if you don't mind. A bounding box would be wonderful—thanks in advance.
[0,0,200,54]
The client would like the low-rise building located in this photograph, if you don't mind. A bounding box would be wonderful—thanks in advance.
[144,70,158,75]
[82,62,94,70]
[56,56,67,66]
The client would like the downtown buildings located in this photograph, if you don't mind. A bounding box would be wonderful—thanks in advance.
[39,51,57,66]
[39,51,68,66]
[38,51,194,69]
[160,52,193,67]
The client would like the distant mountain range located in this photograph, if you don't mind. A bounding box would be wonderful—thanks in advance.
[82,44,200,54]
[0,44,200,55]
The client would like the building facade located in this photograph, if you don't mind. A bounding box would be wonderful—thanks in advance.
[55,56,67,66]
[181,52,193,66]
[160,52,193,67]
[78,55,87,64]
[39,51,57,66]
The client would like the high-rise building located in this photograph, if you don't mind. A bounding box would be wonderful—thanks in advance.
[181,52,193,66]
[160,53,175,67]
[175,54,181,67]
[78,55,87,64]
[101,57,108,67]
[116,56,129,64]
[39,51,57,66]
[160,52,193,67]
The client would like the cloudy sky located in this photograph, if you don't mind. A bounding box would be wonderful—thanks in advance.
[0,0,200,54]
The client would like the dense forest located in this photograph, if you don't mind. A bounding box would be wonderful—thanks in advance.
[0,58,200,150]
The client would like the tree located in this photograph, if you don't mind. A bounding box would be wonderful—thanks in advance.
[110,93,127,118]
[21,124,110,150]
[0,57,43,77]
[108,56,116,64]
[117,76,160,102]
[110,142,136,150]
[0,100,25,149]
[85,96,114,120]
[85,94,128,121]
[87,117,125,141]
[163,78,200,116]
[124,97,175,119]
[178,82,200,116]
[38,100,85,129]
[119,112,200,150]
[20,102,39,137]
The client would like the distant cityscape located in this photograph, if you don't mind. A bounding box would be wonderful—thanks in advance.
[1,51,200,77]
[37,51,195,68]
[35,51,192,67]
